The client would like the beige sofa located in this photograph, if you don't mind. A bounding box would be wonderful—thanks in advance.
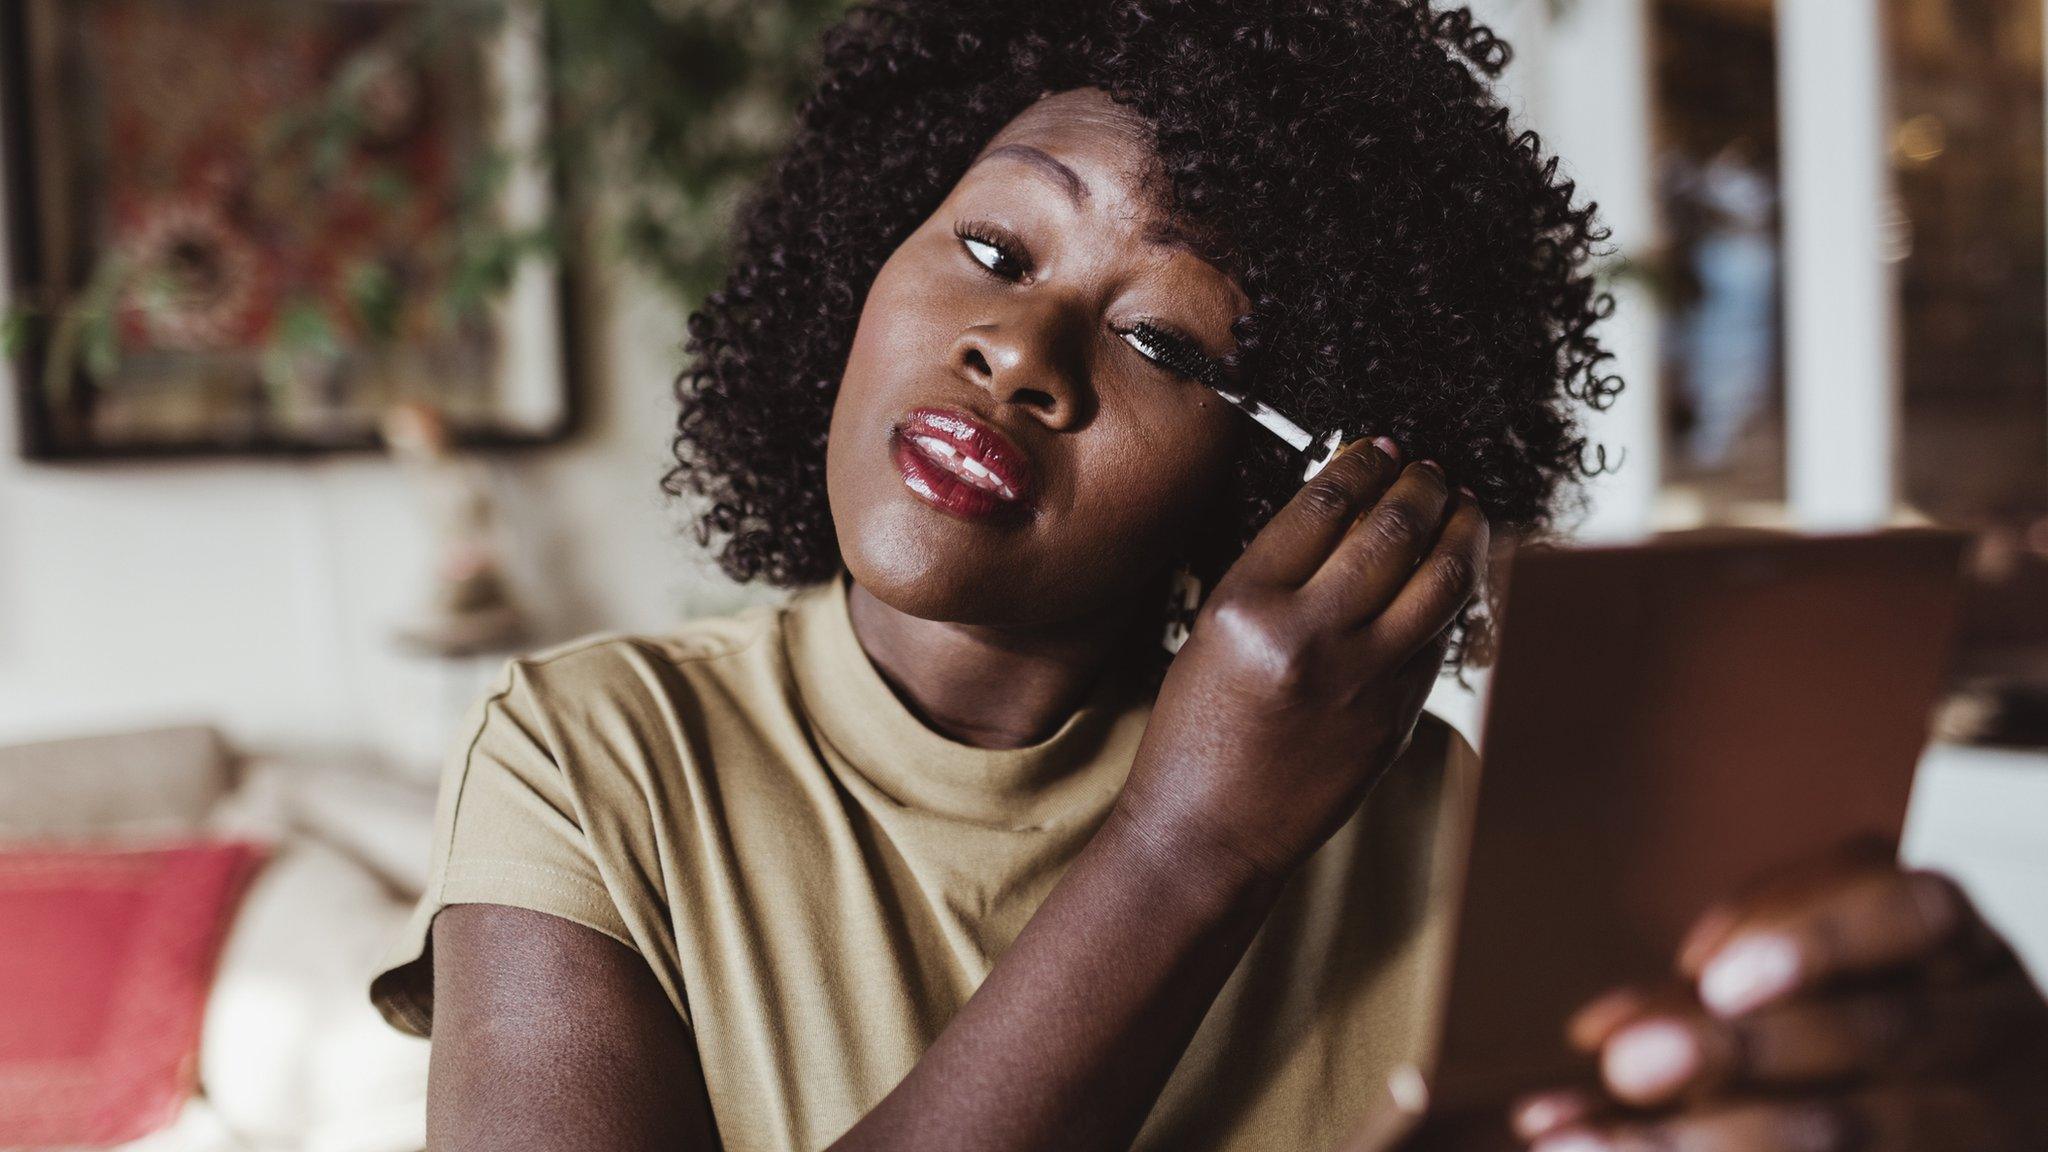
[0,726,435,1152]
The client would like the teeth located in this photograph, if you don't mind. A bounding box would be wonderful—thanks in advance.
[909,432,1013,497]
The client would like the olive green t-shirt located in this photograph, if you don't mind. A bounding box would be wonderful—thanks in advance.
[371,568,1475,1152]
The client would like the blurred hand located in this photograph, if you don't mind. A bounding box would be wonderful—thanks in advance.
[1511,855,2048,1151]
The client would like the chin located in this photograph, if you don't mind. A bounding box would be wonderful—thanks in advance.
[837,505,1171,641]
[834,498,1040,625]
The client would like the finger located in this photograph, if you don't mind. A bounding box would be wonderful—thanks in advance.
[1724,976,2045,1086]
[1567,984,1692,1053]
[1677,846,1897,978]
[1324,462,1455,617]
[1511,1088,1602,1142]
[1374,495,1489,660]
[1396,617,1457,679]
[1386,621,1458,719]
[1229,438,1403,588]
[1530,1098,1853,1152]
[1695,869,1973,1017]
[1595,974,2045,1107]
[1531,1088,2016,1152]
[1677,903,1747,978]
[1597,1009,1735,1106]
[1305,461,1454,626]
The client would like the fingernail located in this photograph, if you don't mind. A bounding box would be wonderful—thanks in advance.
[1700,933,1801,1016]
[1371,435,1401,463]
[1603,1018,1699,1100]
[1531,1134,1608,1152]
[1512,1092,1588,1140]
[1513,1100,1559,1137]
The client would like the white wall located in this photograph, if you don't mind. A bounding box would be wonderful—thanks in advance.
[0,255,774,769]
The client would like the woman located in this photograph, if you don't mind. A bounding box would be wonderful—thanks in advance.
[370,2,2048,1149]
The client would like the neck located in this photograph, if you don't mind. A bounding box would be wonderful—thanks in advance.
[844,574,1157,750]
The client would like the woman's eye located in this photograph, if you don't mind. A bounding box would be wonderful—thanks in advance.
[958,232,1024,279]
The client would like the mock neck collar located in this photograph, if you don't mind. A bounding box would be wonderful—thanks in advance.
[781,569,1151,826]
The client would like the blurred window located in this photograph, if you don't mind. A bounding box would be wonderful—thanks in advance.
[1889,0,2046,533]
[1652,0,1786,516]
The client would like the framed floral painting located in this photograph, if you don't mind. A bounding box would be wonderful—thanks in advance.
[0,0,576,459]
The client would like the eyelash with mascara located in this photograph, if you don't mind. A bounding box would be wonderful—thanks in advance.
[1119,320,1228,388]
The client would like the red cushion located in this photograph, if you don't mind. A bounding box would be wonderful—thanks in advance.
[0,843,265,1148]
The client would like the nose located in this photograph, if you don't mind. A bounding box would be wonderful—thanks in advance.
[950,311,1091,430]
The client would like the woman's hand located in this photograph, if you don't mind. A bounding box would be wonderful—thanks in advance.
[1512,856,2048,1151]
[1115,438,1490,885]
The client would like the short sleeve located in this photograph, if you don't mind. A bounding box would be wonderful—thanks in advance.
[369,660,636,1036]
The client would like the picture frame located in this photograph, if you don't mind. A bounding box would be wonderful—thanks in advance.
[0,0,578,461]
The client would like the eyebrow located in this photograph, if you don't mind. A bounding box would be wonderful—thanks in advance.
[973,141,1241,277]
[973,143,1091,205]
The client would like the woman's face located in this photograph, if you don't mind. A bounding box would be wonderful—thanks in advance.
[827,87,1249,628]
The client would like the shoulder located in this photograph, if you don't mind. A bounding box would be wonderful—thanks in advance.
[459,590,832,817]
[513,598,784,689]
[485,594,799,729]
[1407,710,1462,764]
[1383,711,1478,811]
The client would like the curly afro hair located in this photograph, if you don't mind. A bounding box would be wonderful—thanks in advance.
[664,0,1619,670]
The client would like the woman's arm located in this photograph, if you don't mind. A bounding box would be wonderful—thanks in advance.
[429,904,718,1151]
[430,832,1269,1147]
[427,831,1275,1152]
[431,443,1485,1152]
[429,829,1281,1152]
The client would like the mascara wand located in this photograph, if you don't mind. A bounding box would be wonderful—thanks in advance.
[1130,321,1348,481]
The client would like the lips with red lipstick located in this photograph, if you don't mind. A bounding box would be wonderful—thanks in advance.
[890,406,1036,519]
